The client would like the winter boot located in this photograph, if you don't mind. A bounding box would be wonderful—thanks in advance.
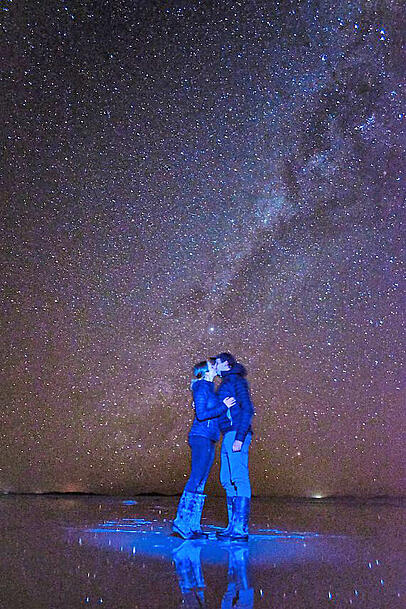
[227,496,250,542]
[190,493,208,538]
[216,496,235,539]
[172,491,197,539]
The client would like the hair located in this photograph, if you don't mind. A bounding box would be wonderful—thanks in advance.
[193,360,209,381]
[215,352,237,368]
[190,358,216,389]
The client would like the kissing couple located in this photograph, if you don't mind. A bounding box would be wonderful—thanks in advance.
[172,352,255,542]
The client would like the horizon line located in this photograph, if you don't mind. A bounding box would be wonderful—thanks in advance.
[1,491,405,501]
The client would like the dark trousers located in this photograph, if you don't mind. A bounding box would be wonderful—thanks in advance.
[184,435,216,493]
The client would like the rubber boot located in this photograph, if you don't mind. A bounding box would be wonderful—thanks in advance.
[216,496,235,539]
[227,496,250,542]
[190,493,208,538]
[172,491,197,539]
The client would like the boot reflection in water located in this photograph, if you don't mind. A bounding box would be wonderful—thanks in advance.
[173,540,207,608]
[221,544,254,609]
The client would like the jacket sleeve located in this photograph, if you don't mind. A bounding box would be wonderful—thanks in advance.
[193,383,228,421]
[234,377,255,442]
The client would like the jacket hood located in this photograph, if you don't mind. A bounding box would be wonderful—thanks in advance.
[222,362,247,377]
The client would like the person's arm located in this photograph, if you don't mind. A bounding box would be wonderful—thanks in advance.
[193,383,230,421]
[234,377,255,443]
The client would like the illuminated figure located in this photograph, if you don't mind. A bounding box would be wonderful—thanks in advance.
[214,353,255,542]
[172,359,235,539]
[173,540,253,609]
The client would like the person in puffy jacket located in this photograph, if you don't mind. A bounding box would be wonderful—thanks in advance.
[215,352,255,542]
[172,359,235,539]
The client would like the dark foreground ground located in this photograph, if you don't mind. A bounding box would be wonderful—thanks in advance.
[0,494,404,608]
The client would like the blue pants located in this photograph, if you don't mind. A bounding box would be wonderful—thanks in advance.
[220,431,252,498]
[184,435,216,493]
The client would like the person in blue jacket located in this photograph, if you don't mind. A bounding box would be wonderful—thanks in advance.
[172,359,235,540]
[214,352,255,541]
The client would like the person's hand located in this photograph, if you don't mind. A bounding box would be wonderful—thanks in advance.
[232,440,243,452]
[223,397,236,408]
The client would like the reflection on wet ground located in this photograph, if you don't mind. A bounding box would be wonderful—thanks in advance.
[1,495,404,608]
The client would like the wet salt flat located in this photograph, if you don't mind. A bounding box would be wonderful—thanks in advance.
[1,495,404,608]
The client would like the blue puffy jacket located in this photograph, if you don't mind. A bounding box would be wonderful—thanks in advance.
[189,380,228,442]
[216,363,255,442]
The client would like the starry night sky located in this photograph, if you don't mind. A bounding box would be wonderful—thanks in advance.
[1,1,405,496]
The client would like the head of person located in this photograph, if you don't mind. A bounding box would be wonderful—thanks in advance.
[191,358,216,386]
[215,352,237,375]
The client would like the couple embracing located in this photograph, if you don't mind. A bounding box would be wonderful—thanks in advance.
[173,352,255,542]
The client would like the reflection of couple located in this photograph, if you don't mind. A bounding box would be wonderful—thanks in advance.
[173,539,254,609]
[173,352,255,542]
